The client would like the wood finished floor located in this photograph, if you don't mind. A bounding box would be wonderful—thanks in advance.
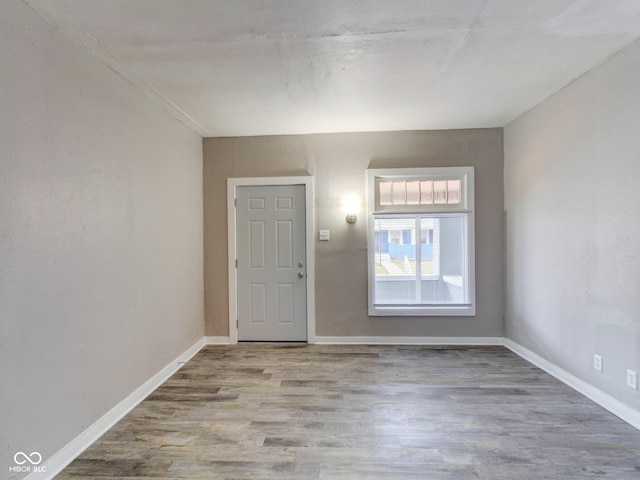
[56,345,640,479]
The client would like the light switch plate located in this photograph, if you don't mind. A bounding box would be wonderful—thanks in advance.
[319,230,330,241]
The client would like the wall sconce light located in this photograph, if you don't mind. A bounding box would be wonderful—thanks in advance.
[342,195,360,224]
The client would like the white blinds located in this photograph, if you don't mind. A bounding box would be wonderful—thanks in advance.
[378,178,461,207]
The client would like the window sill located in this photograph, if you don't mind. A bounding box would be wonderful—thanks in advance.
[368,305,476,317]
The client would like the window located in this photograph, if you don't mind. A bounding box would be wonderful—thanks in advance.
[367,167,475,316]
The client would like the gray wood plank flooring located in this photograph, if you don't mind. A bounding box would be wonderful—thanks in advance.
[56,345,640,479]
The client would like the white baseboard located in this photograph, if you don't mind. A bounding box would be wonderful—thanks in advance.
[504,338,640,431]
[204,336,231,344]
[315,336,504,345]
[28,338,206,480]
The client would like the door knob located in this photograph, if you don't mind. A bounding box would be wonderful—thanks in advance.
[297,272,304,278]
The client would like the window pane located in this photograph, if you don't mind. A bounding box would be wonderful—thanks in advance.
[379,181,392,206]
[392,181,406,205]
[420,215,466,305]
[406,181,420,204]
[373,217,417,304]
[433,180,447,204]
[447,179,461,204]
[420,181,433,204]
[374,214,467,306]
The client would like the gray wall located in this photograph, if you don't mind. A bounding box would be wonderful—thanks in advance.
[204,129,504,338]
[1,0,204,474]
[504,38,640,411]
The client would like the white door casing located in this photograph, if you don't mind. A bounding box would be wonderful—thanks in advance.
[228,177,315,343]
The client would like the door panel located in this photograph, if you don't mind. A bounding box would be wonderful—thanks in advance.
[250,284,267,324]
[277,284,294,324]
[249,221,266,268]
[276,220,293,268]
[236,185,307,341]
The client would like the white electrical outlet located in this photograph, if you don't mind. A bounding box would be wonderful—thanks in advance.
[627,369,638,390]
[319,230,330,241]
[593,354,603,372]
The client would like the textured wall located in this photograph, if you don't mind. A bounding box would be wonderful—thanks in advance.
[0,0,204,474]
[204,129,504,338]
[504,39,640,411]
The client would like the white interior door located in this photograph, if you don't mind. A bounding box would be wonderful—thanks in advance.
[236,185,307,341]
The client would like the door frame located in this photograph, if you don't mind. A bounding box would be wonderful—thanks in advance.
[227,176,315,344]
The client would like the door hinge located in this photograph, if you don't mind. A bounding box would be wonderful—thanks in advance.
[234,198,237,207]
[236,318,239,328]
[235,259,238,268]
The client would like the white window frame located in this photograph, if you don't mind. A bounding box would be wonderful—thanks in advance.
[367,167,475,317]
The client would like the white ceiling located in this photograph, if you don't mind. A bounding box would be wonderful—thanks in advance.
[25,0,640,137]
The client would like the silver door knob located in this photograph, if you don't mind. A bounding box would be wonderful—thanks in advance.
[297,272,304,278]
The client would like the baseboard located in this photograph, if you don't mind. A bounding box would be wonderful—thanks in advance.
[28,337,206,480]
[504,338,640,431]
[204,336,231,344]
[315,336,504,345]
